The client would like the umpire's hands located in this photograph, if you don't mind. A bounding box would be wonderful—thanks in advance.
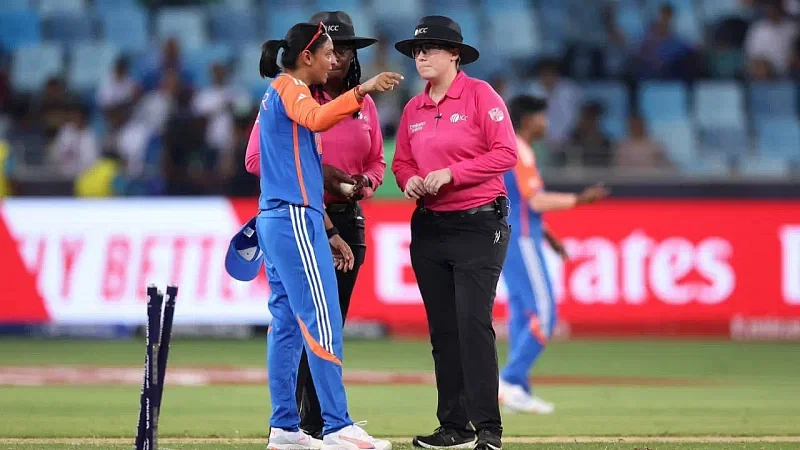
[349,174,373,201]
[423,168,453,195]
[404,176,426,200]
[323,164,356,198]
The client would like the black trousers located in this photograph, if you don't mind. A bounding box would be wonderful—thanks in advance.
[410,204,510,435]
[295,202,366,436]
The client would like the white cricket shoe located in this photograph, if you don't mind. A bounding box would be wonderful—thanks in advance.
[498,379,554,414]
[323,423,392,450]
[309,434,325,449]
[268,428,317,450]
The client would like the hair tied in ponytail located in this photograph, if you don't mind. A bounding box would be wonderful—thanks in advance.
[279,39,289,50]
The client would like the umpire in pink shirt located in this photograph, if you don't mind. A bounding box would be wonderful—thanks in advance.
[300,11,385,440]
[391,15,517,450]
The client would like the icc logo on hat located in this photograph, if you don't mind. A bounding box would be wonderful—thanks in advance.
[225,216,265,282]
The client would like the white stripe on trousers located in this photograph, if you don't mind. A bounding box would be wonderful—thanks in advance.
[519,236,553,336]
[289,205,333,354]
[294,207,335,354]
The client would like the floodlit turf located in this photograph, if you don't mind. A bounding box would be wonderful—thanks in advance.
[1,383,799,438]
[1,338,798,382]
[0,338,798,446]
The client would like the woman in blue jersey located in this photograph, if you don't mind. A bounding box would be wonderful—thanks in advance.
[255,21,402,450]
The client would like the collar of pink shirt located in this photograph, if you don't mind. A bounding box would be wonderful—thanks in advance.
[416,70,469,108]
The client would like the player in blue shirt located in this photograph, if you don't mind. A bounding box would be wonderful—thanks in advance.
[255,21,401,450]
[500,95,608,414]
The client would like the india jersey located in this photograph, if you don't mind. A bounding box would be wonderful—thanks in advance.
[257,74,362,214]
[503,135,544,238]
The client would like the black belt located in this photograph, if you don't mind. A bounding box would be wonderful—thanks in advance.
[418,201,504,219]
[326,202,358,214]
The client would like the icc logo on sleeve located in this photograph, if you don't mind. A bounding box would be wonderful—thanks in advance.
[488,107,505,122]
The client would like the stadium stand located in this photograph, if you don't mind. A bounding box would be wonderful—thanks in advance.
[0,0,797,197]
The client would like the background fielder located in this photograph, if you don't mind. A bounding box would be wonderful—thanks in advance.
[500,95,609,414]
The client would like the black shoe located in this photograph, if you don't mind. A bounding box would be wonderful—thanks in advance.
[473,429,502,450]
[412,427,476,449]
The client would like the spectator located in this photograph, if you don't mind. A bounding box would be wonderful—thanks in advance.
[48,104,99,177]
[530,58,582,152]
[747,57,779,79]
[787,0,800,17]
[566,101,613,168]
[565,2,609,78]
[140,37,193,92]
[613,114,673,170]
[0,138,9,197]
[162,88,218,195]
[602,4,631,77]
[744,0,798,76]
[6,100,46,166]
[74,150,126,197]
[708,17,749,78]
[635,3,696,80]
[104,103,152,178]
[0,69,8,141]
[365,34,407,136]
[789,34,800,79]
[0,68,10,114]
[97,56,140,110]
[224,106,260,197]
[192,62,246,156]
[34,77,76,143]
[132,69,181,135]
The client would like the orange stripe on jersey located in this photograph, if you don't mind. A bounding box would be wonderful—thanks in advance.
[513,139,543,201]
[292,122,308,206]
[298,316,342,366]
[514,136,541,237]
[272,74,363,133]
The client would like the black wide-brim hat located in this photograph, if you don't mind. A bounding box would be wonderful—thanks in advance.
[309,11,378,49]
[394,15,480,65]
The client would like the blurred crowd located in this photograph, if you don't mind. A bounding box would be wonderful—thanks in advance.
[0,37,262,197]
[0,0,798,198]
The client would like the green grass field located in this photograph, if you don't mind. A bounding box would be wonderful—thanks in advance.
[0,338,798,449]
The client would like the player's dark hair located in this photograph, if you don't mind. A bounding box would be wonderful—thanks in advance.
[260,23,330,79]
[509,95,548,129]
[310,48,363,118]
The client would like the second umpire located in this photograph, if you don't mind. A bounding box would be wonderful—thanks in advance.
[390,15,518,450]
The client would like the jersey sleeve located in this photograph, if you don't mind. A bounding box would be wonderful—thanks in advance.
[244,113,261,176]
[448,81,518,187]
[513,142,543,200]
[391,104,419,192]
[272,75,364,132]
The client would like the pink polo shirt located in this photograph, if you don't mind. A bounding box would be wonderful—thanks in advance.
[391,70,518,212]
[245,93,385,204]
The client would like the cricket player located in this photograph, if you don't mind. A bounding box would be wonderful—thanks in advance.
[252,20,401,450]
[500,95,609,414]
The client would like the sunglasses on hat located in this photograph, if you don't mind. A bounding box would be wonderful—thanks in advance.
[303,22,329,53]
